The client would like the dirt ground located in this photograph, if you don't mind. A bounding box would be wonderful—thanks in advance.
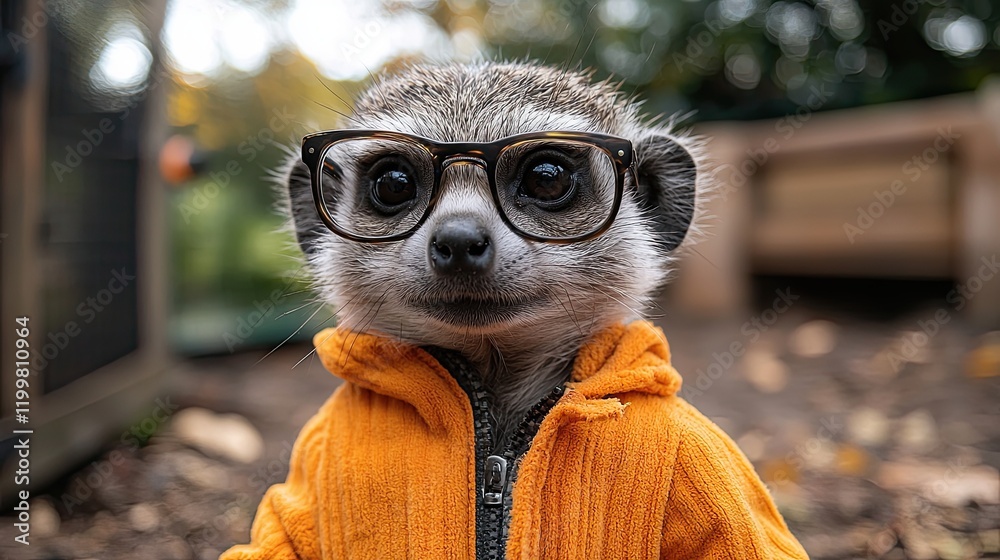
[2,302,998,560]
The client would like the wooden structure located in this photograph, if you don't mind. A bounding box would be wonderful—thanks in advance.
[673,81,1000,326]
[0,0,171,503]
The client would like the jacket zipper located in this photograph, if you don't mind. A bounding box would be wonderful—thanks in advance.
[423,347,565,559]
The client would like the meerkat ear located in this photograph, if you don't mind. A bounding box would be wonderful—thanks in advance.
[631,132,697,252]
[283,157,326,256]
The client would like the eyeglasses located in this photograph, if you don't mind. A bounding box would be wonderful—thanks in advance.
[301,129,636,243]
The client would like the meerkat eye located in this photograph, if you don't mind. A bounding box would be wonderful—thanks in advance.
[369,158,417,212]
[519,157,576,207]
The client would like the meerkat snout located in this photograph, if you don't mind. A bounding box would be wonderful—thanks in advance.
[428,216,494,276]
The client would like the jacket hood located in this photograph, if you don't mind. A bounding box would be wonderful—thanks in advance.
[567,321,682,399]
[312,321,682,423]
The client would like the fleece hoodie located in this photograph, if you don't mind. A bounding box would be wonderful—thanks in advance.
[222,321,808,559]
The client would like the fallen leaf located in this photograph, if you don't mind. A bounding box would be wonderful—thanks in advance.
[835,443,871,476]
[965,331,1000,378]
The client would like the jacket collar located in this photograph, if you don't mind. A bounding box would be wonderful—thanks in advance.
[312,321,682,423]
[568,321,682,398]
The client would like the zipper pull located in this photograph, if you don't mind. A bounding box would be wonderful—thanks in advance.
[483,455,507,506]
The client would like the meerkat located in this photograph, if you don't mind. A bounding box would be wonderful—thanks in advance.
[284,62,698,441]
[224,61,809,559]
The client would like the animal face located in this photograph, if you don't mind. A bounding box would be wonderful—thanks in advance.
[283,62,700,349]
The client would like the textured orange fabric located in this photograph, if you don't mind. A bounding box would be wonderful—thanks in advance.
[222,321,809,559]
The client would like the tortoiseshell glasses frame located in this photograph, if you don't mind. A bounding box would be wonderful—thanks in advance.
[300,129,636,243]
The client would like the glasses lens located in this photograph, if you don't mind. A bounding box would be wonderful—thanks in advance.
[495,139,618,239]
[318,138,435,239]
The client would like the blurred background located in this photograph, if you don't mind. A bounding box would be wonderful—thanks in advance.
[1,0,999,558]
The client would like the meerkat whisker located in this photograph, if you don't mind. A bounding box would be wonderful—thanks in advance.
[290,315,337,370]
[313,75,358,117]
[253,301,328,367]
[274,300,322,320]
[345,297,386,365]
[303,96,356,125]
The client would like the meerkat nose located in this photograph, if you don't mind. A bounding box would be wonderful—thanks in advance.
[428,216,494,277]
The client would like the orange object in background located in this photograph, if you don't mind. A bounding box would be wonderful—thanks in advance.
[159,134,202,184]
[966,332,1000,379]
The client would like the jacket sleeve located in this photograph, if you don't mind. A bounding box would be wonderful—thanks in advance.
[220,409,328,560]
[661,409,809,560]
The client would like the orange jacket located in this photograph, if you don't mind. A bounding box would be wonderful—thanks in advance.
[222,321,808,559]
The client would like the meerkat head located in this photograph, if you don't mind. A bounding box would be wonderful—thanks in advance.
[283,62,700,356]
